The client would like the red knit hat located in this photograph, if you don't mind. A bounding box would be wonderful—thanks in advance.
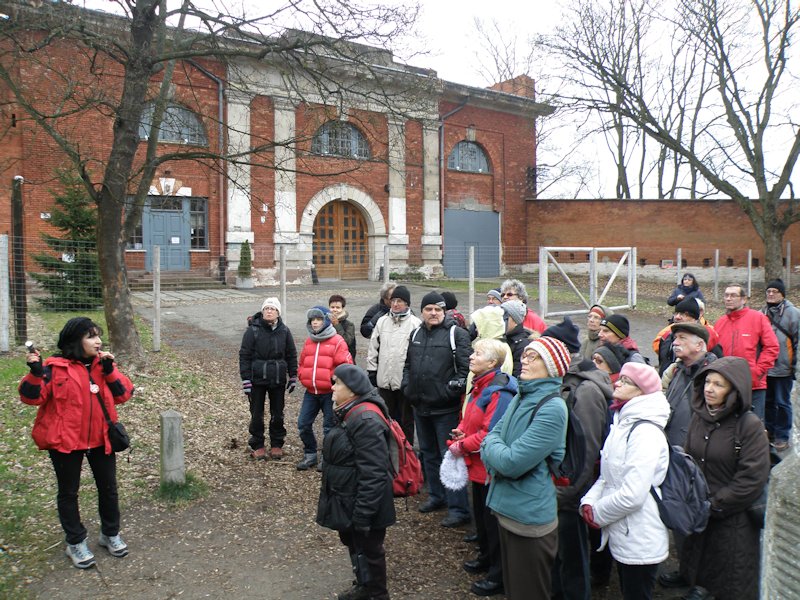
[526,336,572,377]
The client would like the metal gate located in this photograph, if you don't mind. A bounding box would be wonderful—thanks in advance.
[538,246,637,317]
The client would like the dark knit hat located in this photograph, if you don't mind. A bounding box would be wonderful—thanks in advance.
[600,314,630,339]
[420,291,446,311]
[441,291,458,310]
[542,317,581,354]
[766,279,786,297]
[593,344,623,374]
[674,297,701,320]
[671,321,709,345]
[306,306,332,329]
[487,288,503,302]
[390,285,411,305]
[334,364,373,397]
[501,300,527,325]
[526,336,572,377]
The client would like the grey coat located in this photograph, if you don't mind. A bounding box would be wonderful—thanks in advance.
[761,299,800,377]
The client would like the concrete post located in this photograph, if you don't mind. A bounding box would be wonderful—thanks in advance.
[160,409,185,485]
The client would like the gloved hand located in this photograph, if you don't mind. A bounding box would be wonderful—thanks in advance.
[448,441,464,458]
[580,504,600,529]
[101,356,114,375]
[242,379,252,396]
[286,376,297,394]
[368,371,378,387]
[27,354,43,378]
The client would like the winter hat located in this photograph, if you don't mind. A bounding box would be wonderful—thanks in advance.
[589,304,608,318]
[441,291,459,311]
[501,300,527,325]
[390,285,411,305]
[600,314,630,339]
[674,297,700,320]
[766,279,786,297]
[619,362,661,395]
[261,297,281,314]
[420,291,446,311]
[542,317,581,354]
[593,344,623,374]
[671,321,709,345]
[333,364,373,397]
[525,336,572,377]
[487,288,503,302]
[306,306,332,328]
[440,450,468,491]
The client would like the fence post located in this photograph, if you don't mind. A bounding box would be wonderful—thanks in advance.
[676,248,682,283]
[538,246,548,317]
[468,246,475,323]
[714,249,720,302]
[747,249,753,296]
[589,248,598,306]
[0,235,9,352]
[280,245,287,319]
[160,409,185,485]
[631,247,638,308]
[786,241,792,290]
[11,176,26,344]
[153,246,161,352]
[383,244,390,284]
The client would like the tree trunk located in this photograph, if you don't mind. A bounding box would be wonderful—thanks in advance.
[763,223,787,285]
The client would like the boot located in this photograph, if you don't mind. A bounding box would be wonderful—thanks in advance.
[296,453,318,470]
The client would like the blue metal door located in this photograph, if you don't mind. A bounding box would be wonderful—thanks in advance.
[443,209,500,278]
[144,197,190,271]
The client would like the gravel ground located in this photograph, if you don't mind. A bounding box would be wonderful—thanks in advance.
[25,278,748,600]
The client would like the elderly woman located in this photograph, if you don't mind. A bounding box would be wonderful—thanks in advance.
[480,336,570,599]
[448,339,518,596]
[580,362,670,600]
[679,357,770,600]
[316,364,395,600]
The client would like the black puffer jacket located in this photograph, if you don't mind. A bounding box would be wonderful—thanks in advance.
[238,313,298,387]
[316,391,396,531]
[360,302,390,339]
[401,317,471,416]
[505,324,532,378]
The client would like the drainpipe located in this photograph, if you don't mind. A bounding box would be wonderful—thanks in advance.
[438,98,468,251]
[187,59,227,283]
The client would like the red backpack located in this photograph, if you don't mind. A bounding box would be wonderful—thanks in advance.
[345,402,424,497]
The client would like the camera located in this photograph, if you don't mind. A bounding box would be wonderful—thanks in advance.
[447,378,466,392]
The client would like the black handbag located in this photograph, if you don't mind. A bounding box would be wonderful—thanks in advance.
[92,376,130,452]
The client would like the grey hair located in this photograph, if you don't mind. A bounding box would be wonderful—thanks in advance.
[472,338,508,368]
[379,281,397,299]
[501,278,528,303]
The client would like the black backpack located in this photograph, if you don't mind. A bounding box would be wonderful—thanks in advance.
[628,420,711,537]
[526,392,587,488]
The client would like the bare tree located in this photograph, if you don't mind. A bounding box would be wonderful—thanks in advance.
[540,0,800,280]
[0,0,423,365]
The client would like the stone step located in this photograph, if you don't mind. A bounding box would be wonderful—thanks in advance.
[128,273,227,291]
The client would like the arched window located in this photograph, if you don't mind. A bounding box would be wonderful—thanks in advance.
[311,121,371,159]
[447,141,490,173]
[138,102,208,146]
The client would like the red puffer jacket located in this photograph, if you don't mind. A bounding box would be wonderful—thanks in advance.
[715,307,779,390]
[523,308,547,334]
[19,356,134,454]
[298,334,353,394]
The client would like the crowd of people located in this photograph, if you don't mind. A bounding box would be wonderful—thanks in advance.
[17,273,791,600]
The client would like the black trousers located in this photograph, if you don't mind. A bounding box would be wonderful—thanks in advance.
[49,448,120,545]
[472,481,502,583]
[378,387,414,445]
[552,509,591,600]
[339,528,389,600]
[498,523,557,600]
[248,385,286,450]
[617,562,658,600]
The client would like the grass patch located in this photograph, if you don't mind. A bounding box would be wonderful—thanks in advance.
[156,472,208,504]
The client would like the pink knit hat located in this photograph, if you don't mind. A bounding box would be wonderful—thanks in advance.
[526,336,572,377]
[619,362,661,394]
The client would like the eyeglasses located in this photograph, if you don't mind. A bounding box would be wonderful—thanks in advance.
[262,307,278,312]
[617,376,637,386]
[521,350,540,362]
[501,292,518,298]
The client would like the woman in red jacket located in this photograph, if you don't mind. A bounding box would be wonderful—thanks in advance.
[19,317,134,569]
[448,338,518,597]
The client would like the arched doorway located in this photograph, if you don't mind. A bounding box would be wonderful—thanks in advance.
[312,200,368,279]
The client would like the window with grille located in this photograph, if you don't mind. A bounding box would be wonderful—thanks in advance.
[138,102,208,146]
[190,198,208,249]
[447,141,490,173]
[311,121,371,159]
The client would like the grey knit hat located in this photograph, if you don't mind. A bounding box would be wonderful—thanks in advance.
[501,300,527,325]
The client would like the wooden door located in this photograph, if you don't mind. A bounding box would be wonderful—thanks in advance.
[312,200,368,279]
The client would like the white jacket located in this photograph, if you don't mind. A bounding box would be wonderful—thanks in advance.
[366,310,422,391]
[580,390,670,565]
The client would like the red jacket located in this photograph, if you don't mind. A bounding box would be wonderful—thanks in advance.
[523,308,547,334]
[715,307,779,390]
[298,334,353,395]
[19,356,134,454]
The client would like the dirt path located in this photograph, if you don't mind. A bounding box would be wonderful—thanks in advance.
[26,282,685,600]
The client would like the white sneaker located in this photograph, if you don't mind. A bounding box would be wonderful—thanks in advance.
[98,533,129,557]
[65,540,96,569]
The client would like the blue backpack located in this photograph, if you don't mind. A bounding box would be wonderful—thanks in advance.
[628,420,711,537]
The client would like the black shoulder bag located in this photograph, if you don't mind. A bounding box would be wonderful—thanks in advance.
[91,375,130,452]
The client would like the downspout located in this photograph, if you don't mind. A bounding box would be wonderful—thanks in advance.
[438,98,468,250]
[187,60,226,283]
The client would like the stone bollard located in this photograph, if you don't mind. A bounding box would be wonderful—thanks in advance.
[160,409,185,485]
[761,386,800,598]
